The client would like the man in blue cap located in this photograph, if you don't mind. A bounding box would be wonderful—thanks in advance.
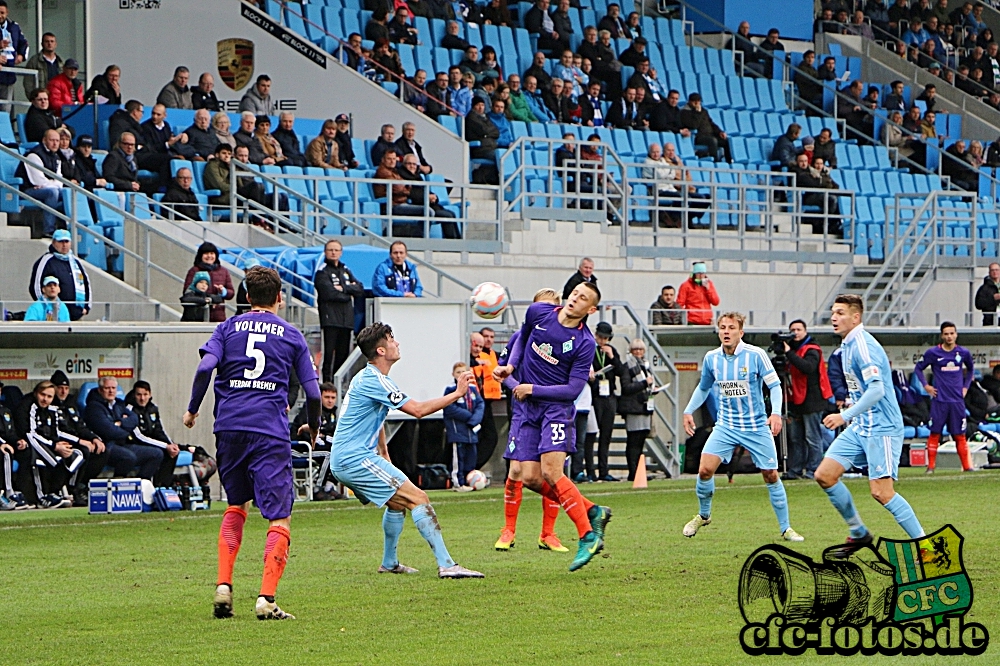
[28,229,91,321]
[24,275,69,322]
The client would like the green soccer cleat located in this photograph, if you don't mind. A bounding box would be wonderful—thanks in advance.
[587,505,612,541]
[569,531,604,572]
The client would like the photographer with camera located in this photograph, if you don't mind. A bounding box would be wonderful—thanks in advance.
[778,320,833,480]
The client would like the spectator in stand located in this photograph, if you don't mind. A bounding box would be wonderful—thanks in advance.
[648,89,687,134]
[866,0,891,32]
[943,139,978,190]
[444,360,484,491]
[598,3,629,39]
[506,74,537,122]
[487,98,514,147]
[23,32,61,96]
[156,66,192,109]
[676,262,720,325]
[315,239,364,381]
[15,129,63,236]
[84,376,165,483]
[883,110,918,160]
[211,111,236,150]
[398,153,460,237]
[578,80,603,126]
[233,111,268,165]
[370,123,400,168]
[180,271,222,322]
[404,69,429,113]
[140,103,193,168]
[975,262,1000,325]
[465,97,499,159]
[817,56,839,83]
[480,47,503,82]
[252,115,287,166]
[680,92,732,162]
[579,26,621,98]
[758,28,785,68]
[542,77,564,117]
[424,71,451,119]
[394,121,432,174]
[845,11,875,40]
[339,32,368,73]
[23,88,59,143]
[183,109,217,161]
[0,1,27,111]
[605,86,643,129]
[182,242,234,322]
[473,76,498,108]
[619,339,653,482]
[270,112,306,167]
[618,36,648,68]
[813,127,838,167]
[161,168,201,221]
[884,80,907,111]
[125,381,179,487]
[191,72,221,111]
[45,58,83,118]
[916,83,938,111]
[770,123,801,169]
[239,74,275,115]
[55,127,78,184]
[524,51,553,91]
[108,100,172,183]
[441,20,470,50]
[14,381,77,508]
[886,0,909,34]
[374,150,426,227]
[794,51,823,111]
[333,114,359,168]
[204,143,269,217]
[407,0,433,20]
[372,38,405,81]
[481,0,511,25]
[650,285,683,325]
[458,45,486,84]
[372,240,423,297]
[306,119,347,171]
[903,18,932,47]
[726,21,765,77]
[562,257,597,299]
[552,0,575,45]
[525,0,568,55]
[102,132,140,193]
[24,275,70,322]
[627,58,663,103]
[522,75,554,122]
[792,153,842,234]
[445,66,470,116]
[86,64,121,105]
[366,7,390,43]
[388,6,419,45]
[982,363,1000,401]
[72,135,105,191]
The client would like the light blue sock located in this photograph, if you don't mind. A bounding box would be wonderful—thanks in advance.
[695,477,714,519]
[411,504,455,568]
[884,493,925,539]
[824,481,868,538]
[766,481,790,533]
[381,508,405,569]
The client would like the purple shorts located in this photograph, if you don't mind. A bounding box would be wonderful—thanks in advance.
[929,401,966,436]
[505,401,576,462]
[216,430,293,521]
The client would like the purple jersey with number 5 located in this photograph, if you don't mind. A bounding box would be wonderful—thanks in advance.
[199,311,318,440]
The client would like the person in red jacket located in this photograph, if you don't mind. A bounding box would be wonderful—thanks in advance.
[45,58,83,118]
[182,241,235,322]
[676,262,719,325]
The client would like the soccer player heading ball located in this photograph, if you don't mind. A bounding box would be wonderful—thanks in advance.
[493,282,613,572]
[681,312,804,542]
[816,295,925,555]
[184,266,322,621]
[330,322,484,579]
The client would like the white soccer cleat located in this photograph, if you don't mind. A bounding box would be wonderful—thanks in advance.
[782,528,805,542]
[438,564,485,579]
[378,563,419,574]
[682,514,711,538]
[213,584,233,619]
[255,596,295,620]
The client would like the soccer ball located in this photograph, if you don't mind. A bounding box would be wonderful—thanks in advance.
[466,469,489,491]
[471,282,508,319]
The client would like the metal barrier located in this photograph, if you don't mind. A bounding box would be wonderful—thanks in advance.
[1,300,175,322]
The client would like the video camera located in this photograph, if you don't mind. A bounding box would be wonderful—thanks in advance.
[768,332,795,357]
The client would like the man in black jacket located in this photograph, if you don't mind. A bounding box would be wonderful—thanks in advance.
[50,370,107,506]
[591,321,624,481]
[780,320,833,480]
[161,168,202,221]
[605,87,643,129]
[271,112,307,167]
[618,37,648,68]
[524,0,567,55]
[84,376,164,482]
[975,263,1000,325]
[648,89,690,135]
[102,132,141,193]
[398,153,460,238]
[125,380,178,487]
[794,51,823,111]
[333,114,359,169]
[315,240,365,381]
[465,98,499,159]
[72,135,105,191]
[579,81,604,127]
[562,257,596,299]
[190,73,222,111]
[725,21,765,77]
[108,100,172,184]
[394,121,432,174]
[679,92,731,162]
[23,87,59,143]
[183,109,217,161]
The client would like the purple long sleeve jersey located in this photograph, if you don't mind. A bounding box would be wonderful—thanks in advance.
[505,302,596,403]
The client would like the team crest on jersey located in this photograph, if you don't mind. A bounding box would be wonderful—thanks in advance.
[388,390,404,405]
[150,413,156,422]
[532,342,558,365]
[562,340,574,353]
[739,366,748,377]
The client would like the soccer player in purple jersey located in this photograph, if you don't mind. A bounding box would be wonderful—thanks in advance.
[183,267,321,621]
[913,321,975,472]
[494,282,612,572]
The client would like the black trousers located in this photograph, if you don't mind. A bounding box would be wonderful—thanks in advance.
[625,429,650,481]
[475,400,498,469]
[593,396,617,477]
[74,444,109,492]
[694,132,732,163]
[154,451,177,488]
[570,410,595,478]
[322,326,353,382]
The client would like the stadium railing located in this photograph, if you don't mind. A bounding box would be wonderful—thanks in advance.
[0,300,176,322]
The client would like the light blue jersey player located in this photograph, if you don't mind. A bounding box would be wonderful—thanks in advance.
[816,296,924,555]
[329,322,484,579]
[681,312,804,542]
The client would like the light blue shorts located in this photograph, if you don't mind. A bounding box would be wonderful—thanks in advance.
[332,455,408,507]
[825,427,902,480]
[702,424,778,470]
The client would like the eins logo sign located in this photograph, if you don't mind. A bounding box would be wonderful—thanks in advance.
[738,525,988,656]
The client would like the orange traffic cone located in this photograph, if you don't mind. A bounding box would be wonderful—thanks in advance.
[632,455,648,489]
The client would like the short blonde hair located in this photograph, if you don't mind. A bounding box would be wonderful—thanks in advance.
[629,338,646,351]
[532,288,560,304]
[717,312,746,329]
[452,361,468,372]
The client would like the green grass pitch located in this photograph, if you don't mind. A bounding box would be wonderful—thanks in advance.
[3,469,998,665]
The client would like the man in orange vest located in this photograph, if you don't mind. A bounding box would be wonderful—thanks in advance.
[472,328,501,468]
[782,319,833,480]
